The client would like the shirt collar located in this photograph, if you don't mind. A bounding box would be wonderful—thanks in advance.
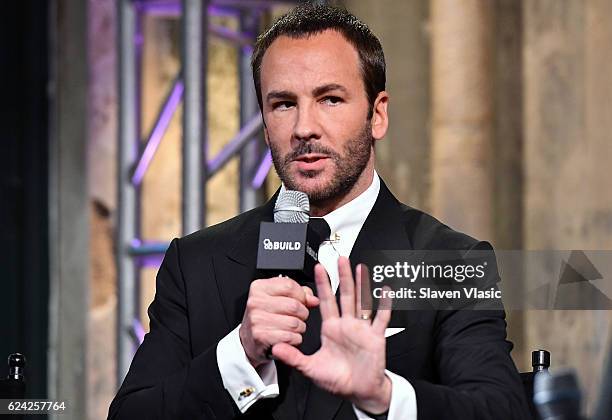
[320,171,380,238]
[277,171,380,255]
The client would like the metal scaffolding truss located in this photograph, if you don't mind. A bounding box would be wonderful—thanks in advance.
[116,0,298,383]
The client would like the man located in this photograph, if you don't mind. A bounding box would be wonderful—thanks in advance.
[109,5,529,419]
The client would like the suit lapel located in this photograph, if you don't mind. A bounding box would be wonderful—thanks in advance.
[214,190,278,329]
[350,180,413,263]
[214,220,267,329]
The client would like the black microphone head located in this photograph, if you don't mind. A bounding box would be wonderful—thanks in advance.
[8,353,26,380]
[8,353,25,369]
[532,349,551,371]
[534,368,582,420]
[274,190,309,223]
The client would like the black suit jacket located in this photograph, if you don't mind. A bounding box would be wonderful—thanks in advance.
[108,181,530,420]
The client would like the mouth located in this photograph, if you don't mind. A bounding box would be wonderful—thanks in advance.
[292,154,330,171]
[293,153,329,163]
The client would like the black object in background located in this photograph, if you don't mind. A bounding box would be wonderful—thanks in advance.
[521,350,551,420]
[0,353,26,399]
[0,353,26,420]
[593,340,612,420]
[534,368,582,420]
[0,0,49,401]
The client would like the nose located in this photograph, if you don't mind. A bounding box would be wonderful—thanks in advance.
[292,103,321,143]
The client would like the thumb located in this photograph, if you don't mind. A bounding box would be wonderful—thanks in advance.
[302,286,320,308]
[272,343,308,371]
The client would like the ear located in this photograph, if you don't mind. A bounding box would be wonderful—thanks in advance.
[263,123,270,147]
[370,91,389,142]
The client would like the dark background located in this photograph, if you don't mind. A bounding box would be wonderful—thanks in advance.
[0,0,50,399]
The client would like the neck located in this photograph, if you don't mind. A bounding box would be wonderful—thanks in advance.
[309,162,375,217]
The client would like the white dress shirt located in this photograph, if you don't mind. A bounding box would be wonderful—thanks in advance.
[216,171,417,419]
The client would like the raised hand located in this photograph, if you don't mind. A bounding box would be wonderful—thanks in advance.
[239,276,320,368]
[272,257,393,414]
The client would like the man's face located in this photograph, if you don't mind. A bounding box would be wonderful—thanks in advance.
[259,30,386,205]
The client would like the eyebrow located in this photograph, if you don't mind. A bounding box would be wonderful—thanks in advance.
[265,83,348,104]
[312,83,347,97]
[266,90,297,103]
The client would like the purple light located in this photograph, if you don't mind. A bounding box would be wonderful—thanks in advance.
[138,2,239,18]
[132,319,146,345]
[139,254,165,268]
[132,80,184,185]
[138,1,181,16]
[208,5,240,18]
[207,114,263,176]
[252,149,272,189]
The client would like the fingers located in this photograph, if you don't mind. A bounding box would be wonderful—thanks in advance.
[356,264,373,320]
[247,294,310,320]
[253,328,304,348]
[315,263,339,319]
[372,286,392,334]
[271,342,309,372]
[242,277,316,367]
[338,257,355,318]
[253,277,311,305]
[239,316,304,367]
[257,313,307,334]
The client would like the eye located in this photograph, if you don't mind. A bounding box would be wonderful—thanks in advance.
[322,96,343,106]
[272,101,295,110]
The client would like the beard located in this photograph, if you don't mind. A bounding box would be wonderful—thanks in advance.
[269,120,373,205]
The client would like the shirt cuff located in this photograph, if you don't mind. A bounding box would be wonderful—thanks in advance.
[216,324,280,412]
[352,370,417,420]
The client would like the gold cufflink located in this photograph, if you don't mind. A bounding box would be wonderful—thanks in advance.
[239,387,255,400]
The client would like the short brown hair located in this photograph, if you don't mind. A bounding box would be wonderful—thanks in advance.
[251,4,386,117]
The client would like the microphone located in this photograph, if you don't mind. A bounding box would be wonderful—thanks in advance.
[594,341,612,420]
[534,368,583,420]
[0,353,26,399]
[256,190,329,283]
[274,189,310,223]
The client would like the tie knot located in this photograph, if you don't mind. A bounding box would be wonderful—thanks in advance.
[309,217,331,242]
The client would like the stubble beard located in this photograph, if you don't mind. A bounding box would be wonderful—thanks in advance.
[269,120,374,206]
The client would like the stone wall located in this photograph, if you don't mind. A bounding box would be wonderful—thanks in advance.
[347,0,431,212]
[85,1,612,417]
[523,0,612,413]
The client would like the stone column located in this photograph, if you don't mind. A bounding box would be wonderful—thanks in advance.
[491,0,526,362]
[430,0,494,241]
[48,0,89,418]
[346,0,430,210]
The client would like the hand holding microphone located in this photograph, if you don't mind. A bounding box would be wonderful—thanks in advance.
[239,189,328,368]
[239,277,319,368]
